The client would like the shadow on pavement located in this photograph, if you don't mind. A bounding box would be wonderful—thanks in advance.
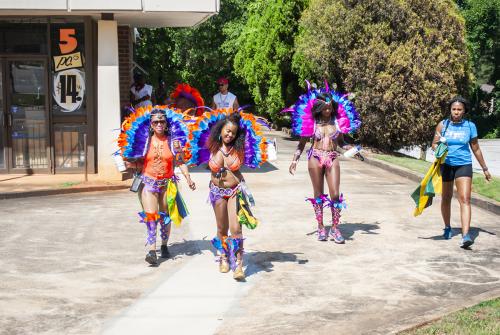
[418,227,496,241]
[339,222,380,240]
[154,238,214,266]
[244,251,308,278]
[0,174,30,182]
[281,136,300,142]
[306,222,380,241]
[240,161,278,173]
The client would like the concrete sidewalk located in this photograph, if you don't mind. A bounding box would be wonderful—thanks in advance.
[0,131,498,335]
[0,174,129,199]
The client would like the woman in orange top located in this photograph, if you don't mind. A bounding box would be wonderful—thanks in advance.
[126,109,196,265]
[207,113,248,280]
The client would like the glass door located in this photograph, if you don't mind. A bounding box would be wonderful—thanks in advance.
[5,59,50,172]
[0,61,5,172]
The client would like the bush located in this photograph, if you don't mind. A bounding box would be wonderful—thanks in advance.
[293,0,471,150]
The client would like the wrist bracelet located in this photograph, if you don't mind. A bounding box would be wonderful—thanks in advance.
[483,167,488,171]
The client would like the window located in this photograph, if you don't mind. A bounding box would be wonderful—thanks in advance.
[0,20,48,54]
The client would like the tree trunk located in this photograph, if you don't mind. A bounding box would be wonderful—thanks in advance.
[419,145,427,160]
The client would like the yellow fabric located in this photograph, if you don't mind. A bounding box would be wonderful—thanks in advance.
[237,193,259,229]
[413,145,447,217]
[166,180,183,226]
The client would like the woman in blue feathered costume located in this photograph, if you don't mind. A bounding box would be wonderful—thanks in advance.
[186,109,268,281]
[119,106,196,265]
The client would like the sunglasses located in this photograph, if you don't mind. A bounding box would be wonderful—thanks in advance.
[218,83,226,86]
[151,120,166,125]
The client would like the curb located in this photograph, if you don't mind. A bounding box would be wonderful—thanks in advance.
[389,291,500,334]
[362,156,500,216]
[0,185,129,200]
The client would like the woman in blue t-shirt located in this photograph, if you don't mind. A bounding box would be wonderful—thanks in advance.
[431,96,491,248]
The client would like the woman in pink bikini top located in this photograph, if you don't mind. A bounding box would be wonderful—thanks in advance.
[289,93,352,243]
[206,113,248,280]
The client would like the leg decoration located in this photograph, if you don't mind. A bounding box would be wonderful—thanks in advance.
[139,211,160,246]
[226,237,244,272]
[306,195,329,241]
[211,236,228,258]
[327,194,346,244]
[158,212,171,241]
[211,236,230,272]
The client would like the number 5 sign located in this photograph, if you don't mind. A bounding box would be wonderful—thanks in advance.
[53,28,84,72]
[59,28,78,54]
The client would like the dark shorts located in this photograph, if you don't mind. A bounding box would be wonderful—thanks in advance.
[441,164,473,182]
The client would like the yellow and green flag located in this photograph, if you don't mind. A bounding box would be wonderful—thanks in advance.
[237,191,259,229]
[411,143,448,216]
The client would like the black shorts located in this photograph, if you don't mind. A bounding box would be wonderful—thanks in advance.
[441,164,473,182]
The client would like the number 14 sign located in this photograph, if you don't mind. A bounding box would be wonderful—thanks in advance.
[53,69,85,112]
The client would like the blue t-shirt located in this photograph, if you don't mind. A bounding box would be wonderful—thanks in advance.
[441,119,477,166]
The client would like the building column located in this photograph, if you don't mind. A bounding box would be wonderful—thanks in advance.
[97,19,122,180]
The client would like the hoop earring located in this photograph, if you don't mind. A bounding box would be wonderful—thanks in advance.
[218,135,222,141]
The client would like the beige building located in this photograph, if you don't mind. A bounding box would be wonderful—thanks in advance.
[0,0,219,179]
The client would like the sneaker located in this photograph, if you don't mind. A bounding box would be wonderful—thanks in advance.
[460,234,473,249]
[219,256,230,273]
[317,227,328,241]
[443,226,452,240]
[160,245,170,259]
[145,250,158,265]
[233,261,245,281]
[330,226,345,244]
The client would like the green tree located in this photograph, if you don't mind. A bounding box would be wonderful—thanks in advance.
[135,0,250,103]
[459,0,500,138]
[225,0,308,121]
[460,0,500,84]
[293,0,471,150]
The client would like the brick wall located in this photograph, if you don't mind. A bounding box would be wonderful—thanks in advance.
[118,25,132,108]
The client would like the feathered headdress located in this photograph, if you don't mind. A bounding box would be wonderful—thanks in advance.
[118,105,189,161]
[282,80,361,137]
[185,108,268,168]
[170,83,205,116]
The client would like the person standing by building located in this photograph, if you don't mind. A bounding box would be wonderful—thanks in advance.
[154,79,169,106]
[211,77,239,110]
[130,73,153,109]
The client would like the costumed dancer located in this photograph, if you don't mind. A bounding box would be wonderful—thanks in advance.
[169,83,205,118]
[186,109,267,280]
[118,106,196,265]
[284,81,361,243]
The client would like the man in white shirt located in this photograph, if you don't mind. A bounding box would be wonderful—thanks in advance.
[130,73,153,109]
[211,77,239,110]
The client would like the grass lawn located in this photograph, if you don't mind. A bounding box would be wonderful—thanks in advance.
[60,181,81,188]
[399,297,500,335]
[374,154,500,202]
